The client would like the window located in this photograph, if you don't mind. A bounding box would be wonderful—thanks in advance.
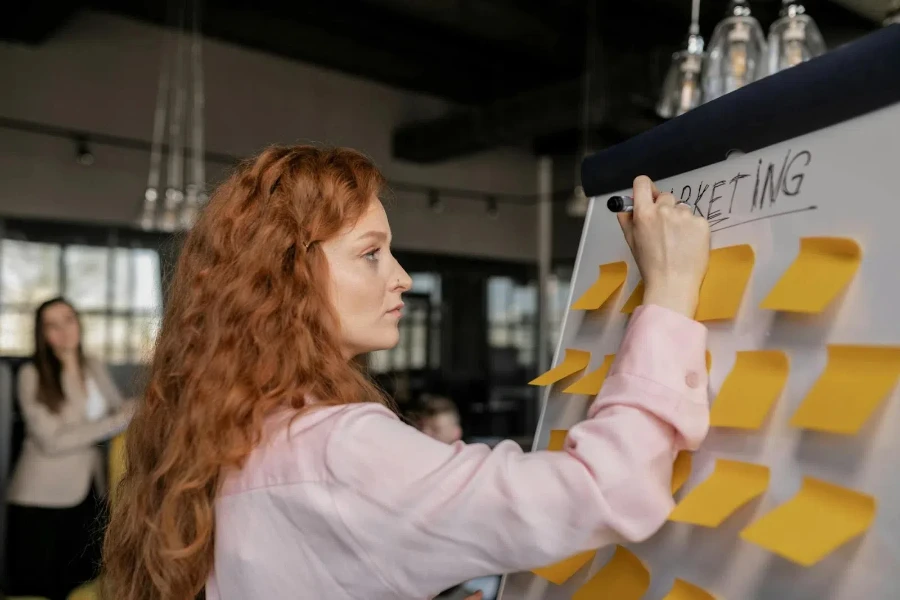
[0,239,163,364]
[487,276,537,367]
[368,272,442,374]
[547,271,573,357]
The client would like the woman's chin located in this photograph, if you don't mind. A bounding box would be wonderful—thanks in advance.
[380,330,401,350]
[353,330,401,356]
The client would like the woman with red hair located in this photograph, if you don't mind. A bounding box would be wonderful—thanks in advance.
[102,145,710,600]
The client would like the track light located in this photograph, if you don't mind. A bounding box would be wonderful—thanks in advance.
[486,196,499,219]
[657,0,705,119]
[428,189,444,213]
[703,0,767,102]
[75,136,94,166]
[766,0,826,75]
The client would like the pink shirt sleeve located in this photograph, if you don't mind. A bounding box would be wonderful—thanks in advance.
[323,304,708,595]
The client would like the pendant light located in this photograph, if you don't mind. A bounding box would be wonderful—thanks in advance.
[702,0,767,103]
[140,0,207,232]
[657,0,705,119]
[766,0,826,75]
[886,0,900,26]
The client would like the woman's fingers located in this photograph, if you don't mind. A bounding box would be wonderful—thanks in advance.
[632,175,656,215]
[617,211,635,249]
[620,174,711,318]
[655,192,677,209]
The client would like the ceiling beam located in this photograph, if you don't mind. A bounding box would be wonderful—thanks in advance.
[92,0,578,104]
[391,45,667,163]
[0,1,82,44]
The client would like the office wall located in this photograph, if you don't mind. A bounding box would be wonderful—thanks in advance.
[0,11,542,262]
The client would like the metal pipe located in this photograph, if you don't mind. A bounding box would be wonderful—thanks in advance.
[536,155,553,373]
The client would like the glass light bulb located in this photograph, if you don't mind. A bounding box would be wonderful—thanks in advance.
[657,33,705,119]
[702,2,767,102]
[139,207,156,231]
[180,184,200,230]
[887,0,900,26]
[766,3,826,75]
[139,187,158,230]
[160,187,183,232]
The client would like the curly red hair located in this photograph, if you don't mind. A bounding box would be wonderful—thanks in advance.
[102,145,392,599]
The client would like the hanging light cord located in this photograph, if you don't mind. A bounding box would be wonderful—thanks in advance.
[166,0,188,200]
[189,0,205,200]
[690,0,701,36]
[575,0,597,186]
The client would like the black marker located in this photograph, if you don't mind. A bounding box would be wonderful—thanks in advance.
[607,195,634,213]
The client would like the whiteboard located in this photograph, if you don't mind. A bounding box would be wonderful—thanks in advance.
[499,100,900,600]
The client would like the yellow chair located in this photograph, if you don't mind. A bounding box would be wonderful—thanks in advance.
[67,580,99,599]
[56,435,126,600]
[108,432,127,508]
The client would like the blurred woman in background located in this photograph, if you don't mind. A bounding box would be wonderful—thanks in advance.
[103,146,710,600]
[6,297,134,600]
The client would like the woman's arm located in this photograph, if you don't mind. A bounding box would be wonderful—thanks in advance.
[324,304,708,596]
[18,364,132,455]
[89,357,131,412]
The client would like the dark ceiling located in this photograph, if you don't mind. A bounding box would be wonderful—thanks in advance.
[2,0,881,163]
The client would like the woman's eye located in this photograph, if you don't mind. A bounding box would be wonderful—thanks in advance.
[364,249,380,262]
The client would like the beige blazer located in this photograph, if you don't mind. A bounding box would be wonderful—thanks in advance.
[7,356,132,508]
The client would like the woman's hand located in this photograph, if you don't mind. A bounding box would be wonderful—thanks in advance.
[618,175,710,318]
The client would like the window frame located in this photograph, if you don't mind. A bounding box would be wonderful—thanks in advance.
[0,217,168,364]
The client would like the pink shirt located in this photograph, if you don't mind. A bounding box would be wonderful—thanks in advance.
[206,305,709,599]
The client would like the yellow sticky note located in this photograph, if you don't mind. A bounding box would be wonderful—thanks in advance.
[532,549,597,585]
[669,459,769,527]
[572,545,649,600]
[740,477,876,566]
[710,350,789,429]
[572,262,629,310]
[621,281,644,314]
[790,345,900,434]
[548,429,568,452]
[672,451,692,494]
[760,237,861,313]
[529,349,591,386]
[695,244,755,321]
[564,354,615,395]
[662,578,716,600]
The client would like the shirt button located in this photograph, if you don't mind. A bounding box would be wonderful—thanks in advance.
[685,371,702,389]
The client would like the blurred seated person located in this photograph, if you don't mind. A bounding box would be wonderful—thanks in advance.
[412,393,463,444]
[413,395,497,600]
[5,297,135,600]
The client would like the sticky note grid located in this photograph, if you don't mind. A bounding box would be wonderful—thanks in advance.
[530,232,883,594]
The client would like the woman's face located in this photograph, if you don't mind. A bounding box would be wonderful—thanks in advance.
[422,412,463,445]
[321,199,412,358]
[41,302,81,357]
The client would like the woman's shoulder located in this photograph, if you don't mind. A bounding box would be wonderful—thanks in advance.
[282,401,398,438]
[16,360,37,381]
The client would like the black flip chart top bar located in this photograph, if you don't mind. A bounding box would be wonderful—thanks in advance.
[581,25,900,198]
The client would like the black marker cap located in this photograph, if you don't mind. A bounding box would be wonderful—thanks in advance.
[607,196,625,212]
